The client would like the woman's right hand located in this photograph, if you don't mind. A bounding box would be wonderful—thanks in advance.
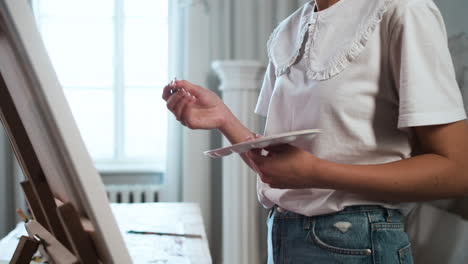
[162,80,232,130]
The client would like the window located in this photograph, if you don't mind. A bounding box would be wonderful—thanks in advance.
[32,0,168,173]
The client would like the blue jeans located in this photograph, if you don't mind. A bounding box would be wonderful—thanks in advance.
[267,205,413,264]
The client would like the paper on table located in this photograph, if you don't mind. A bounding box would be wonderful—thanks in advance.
[0,222,28,261]
[0,221,190,264]
[111,204,190,264]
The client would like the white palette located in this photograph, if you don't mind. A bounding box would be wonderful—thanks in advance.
[204,129,322,158]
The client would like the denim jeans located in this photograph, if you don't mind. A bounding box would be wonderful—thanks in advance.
[267,205,413,264]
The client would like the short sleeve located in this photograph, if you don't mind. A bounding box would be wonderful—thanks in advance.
[254,61,276,117]
[390,0,467,129]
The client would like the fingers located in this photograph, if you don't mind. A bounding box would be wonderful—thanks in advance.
[166,91,185,113]
[162,84,173,101]
[247,150,276,185]
[247,149,266,166]
[248,151,272,184]
[247,150,263,171]
[174,93,195,125]
[180,97,197,128]
[248,147,274,171]
[248,155,267,181]
[174,80,202,97]
[167,87,197,127]
[163,79,201,103]
[245,133,263,142]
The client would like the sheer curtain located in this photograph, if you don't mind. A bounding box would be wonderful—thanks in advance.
[0,128,15,237]
[166,0,307,262]
[0,2,30,241]
[0,127,26,238]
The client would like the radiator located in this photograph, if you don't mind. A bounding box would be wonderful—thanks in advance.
[105,184,162,203]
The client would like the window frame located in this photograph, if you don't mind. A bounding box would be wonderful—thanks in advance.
[31,0,168,174]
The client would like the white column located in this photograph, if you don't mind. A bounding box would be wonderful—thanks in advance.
[167,0,214,245]
[212,60,267,264]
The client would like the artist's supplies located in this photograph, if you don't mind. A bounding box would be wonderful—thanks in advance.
[127,230,202,239]
[32,256,44,263]
[16,208,29,223]
[170,77,178,95]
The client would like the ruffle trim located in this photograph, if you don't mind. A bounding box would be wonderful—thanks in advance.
[267,0,393,81]
[266,25,281,74]
[305,0,393,80]
[267,16,311,77]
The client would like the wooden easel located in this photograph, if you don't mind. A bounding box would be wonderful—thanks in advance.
[0,73,100,264]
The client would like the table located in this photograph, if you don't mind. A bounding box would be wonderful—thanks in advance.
[0,203,212,263]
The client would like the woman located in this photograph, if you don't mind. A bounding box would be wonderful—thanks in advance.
[163,0,468,263]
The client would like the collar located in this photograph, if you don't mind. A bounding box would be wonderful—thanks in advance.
[267,0,393,80]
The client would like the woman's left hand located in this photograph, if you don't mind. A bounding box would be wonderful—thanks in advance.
[247,144,321,189]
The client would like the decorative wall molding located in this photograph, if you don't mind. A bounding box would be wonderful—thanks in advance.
[213,60,266,91]
[177,0,210,12]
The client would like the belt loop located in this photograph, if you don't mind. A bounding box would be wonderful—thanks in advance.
[367,210,381,224]
[384,207,391,222]
[366,211,374,224]
[385,207,402,222]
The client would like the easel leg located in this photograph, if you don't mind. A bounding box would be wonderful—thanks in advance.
[21,181,47,230]
[25,220,79,264]
[21,179,72,251]
[57,203,99,264]
[34,179,72,251]
[10,236,39,264]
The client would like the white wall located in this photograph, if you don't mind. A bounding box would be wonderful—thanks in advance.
[434,0,468,112]
[434,0,468,37]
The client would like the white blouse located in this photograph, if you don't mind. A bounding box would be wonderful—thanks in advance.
[255,0,467,216]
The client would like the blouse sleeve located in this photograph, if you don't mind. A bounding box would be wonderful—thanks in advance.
[389,0,466,129]
[254,61,276,117]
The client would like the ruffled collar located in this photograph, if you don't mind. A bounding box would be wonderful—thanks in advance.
[267,0,393,80]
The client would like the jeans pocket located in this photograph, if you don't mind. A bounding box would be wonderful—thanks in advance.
[371,222,412,263]
[309,213,373,256]
[399,244,413,264]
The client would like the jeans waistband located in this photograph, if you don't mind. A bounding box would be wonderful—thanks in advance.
[340,205,400,214]
[338,205,404,223]
[271,204,404,223]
